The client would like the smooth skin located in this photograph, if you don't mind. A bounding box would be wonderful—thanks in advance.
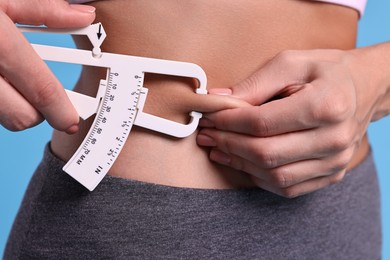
[0,0,95,133]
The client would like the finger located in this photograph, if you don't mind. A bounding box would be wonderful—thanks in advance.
[205,84,320,136]
[6,0,96,27]
[213,51,313,105]
[209,148,353,188]
[207,79,351,137]
[0,12,79,132]
[0,76,43,131]
[251,170,347,198]
[209,149,260,175]
[197,126,355,168]
[212,50,345,106]
[185,91,251,113]
[244,80,351,137]
[209,147,349,198]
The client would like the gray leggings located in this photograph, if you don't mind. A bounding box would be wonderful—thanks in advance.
[4,144,382,259]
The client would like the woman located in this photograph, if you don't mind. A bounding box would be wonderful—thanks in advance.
[3,0,385,258]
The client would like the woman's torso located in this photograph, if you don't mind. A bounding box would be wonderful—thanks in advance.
[51,0,368,189]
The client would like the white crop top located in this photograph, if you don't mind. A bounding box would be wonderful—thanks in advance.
[316,0,366,15]
[67,0,367,16]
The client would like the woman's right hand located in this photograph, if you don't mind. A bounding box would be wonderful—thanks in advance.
[0,0,95,133]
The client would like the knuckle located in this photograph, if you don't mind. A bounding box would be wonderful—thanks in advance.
[239,75,263,104]
[211,115,228,132]
[270,168,293,188]
[328,130,353,152]
[31,80,59,109]
[331,149,354,172]
[329,171,346,185]
[229,156,245,172]
[311,94,351,124]
[2,111,41,131]
[220,135,235,155]
[249,114,272,136]
[250,175,263,188]
[42,1,71,27]
[252,144,279,169]
[279,187,299,199]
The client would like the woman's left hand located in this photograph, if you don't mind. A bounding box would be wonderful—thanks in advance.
[197,47,390,198]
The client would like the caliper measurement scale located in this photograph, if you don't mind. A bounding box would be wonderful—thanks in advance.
[20,24,207,191]
[65,67,141,187]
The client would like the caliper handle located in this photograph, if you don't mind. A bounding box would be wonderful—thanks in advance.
[19,23,207,138]
[19,23,106,57]
[133,58,207,137]
[135,88,204,138]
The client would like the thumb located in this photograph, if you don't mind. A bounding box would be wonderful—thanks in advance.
[209,51,311,105]
[189,91,251,114]
[0,0,95,133]
[5,0,96,27]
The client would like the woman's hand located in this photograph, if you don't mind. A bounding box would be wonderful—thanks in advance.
[0,0,95,133]
[197,46,390,198]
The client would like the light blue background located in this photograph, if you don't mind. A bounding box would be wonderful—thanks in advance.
[1,1,390,257]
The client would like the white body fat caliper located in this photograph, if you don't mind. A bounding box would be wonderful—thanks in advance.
[19,23,207,191]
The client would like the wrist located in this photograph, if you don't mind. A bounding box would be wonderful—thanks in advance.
[347,43,390,121]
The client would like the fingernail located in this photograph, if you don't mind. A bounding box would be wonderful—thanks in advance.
[70,4,96,13]
[210,150,231,164]
[197,134,216,147]
[208,88,232,95]
[199,118,215,128]
[65,124,79,135]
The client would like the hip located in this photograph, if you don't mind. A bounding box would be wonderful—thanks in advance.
[4,143,381,259]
